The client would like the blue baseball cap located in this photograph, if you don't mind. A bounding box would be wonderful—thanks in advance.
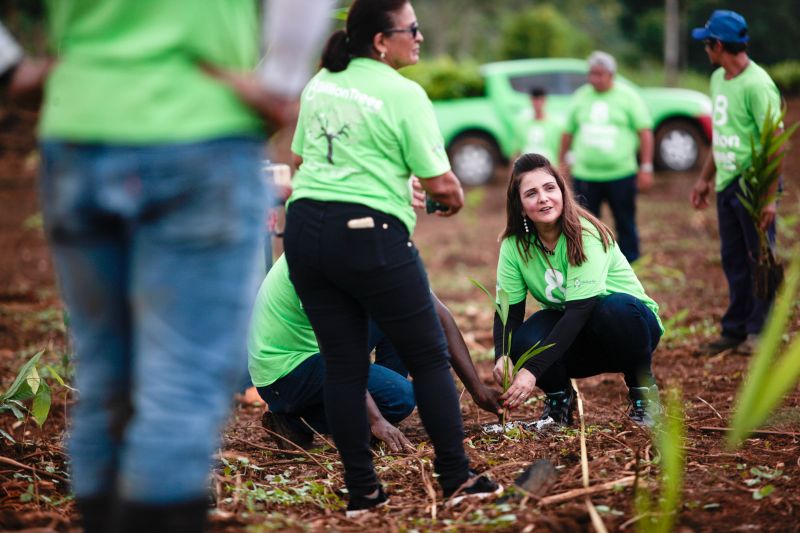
[692,10,749,43]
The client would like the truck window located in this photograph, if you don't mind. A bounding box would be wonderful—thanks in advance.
[509,72,588,95]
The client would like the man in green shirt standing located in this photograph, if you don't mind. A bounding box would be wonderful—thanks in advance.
[690,10,782,355]
[559,51,655,263]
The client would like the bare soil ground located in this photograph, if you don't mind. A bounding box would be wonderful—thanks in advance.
[1,101,799,532]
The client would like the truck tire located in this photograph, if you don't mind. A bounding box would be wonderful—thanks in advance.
[654,118,706,172]
[448,134,501,186]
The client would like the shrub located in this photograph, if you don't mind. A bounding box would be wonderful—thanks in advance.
[401,56,484,101]
[498,5,590,61]
[766,61,800,95]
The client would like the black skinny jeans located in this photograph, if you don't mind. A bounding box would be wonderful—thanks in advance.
[510,293,661,392]
[283,199,470,497]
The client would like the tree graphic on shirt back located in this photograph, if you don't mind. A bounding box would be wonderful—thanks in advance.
[315,112,350,164]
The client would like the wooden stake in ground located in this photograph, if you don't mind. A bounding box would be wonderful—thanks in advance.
[573,379,609,533]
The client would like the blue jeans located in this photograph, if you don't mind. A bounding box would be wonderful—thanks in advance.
[717,180,776,338]
[257,321,415,435]
[39,138,266,504]
[574,175,639,263]
[509,293,661,392]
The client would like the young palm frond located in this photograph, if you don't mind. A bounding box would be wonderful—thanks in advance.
[735,104,798,298]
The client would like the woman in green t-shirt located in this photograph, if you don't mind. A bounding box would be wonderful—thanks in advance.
[282,0,499,516]
[494,153,663,431]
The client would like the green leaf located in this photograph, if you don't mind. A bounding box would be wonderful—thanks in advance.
[5,401,26,420]
[0,427,16,444]
[513,342,554,374]
[735,193,755,216]
[45,364,65,387]
[752,484,775,500]
[468,278,504,324]
[26,366,40,396]
[0,351,43,402]
[8,381,35,403]
[31,381,51,427]
[497,287,510,327]
[44,364,77,392]
[728,251,800,447]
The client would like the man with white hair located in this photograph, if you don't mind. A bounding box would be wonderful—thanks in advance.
[558,51,654,263]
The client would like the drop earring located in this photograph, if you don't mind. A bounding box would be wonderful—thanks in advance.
[522,214,530,233]
[380,51,386,59]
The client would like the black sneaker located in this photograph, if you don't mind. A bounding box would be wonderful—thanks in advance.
[628,385,661,428]
[345,486,389,518]
[696,335,743,355]
[261,411,314,450]
[443,472,503,507]
[526,387,575,432]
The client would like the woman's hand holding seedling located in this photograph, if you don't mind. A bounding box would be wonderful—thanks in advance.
[500,368,536,410]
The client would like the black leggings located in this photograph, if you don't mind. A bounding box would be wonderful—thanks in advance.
[283,199,470,497]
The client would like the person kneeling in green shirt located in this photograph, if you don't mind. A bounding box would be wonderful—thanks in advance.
[494,153,664,430]
[248,254,502,451]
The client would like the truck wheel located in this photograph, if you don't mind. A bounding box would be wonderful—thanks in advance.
[654,119,705,172]
[448,135,501,186]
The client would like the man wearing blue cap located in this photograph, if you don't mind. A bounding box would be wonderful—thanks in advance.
[689,10,783,355]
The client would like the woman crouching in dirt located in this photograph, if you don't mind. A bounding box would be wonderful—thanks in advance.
[493,153,664,430]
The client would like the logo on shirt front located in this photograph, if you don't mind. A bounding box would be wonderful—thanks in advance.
[582,101,617,152]
[589,102,609,124]
[544,268,566,303]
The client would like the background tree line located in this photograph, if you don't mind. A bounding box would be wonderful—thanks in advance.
[2,0,799,94]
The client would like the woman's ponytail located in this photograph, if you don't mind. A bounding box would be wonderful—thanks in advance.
[320,29,350,72]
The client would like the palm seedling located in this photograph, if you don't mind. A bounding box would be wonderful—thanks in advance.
[0,351,52,443]
[469,278,553,430]
[735,104,798,299]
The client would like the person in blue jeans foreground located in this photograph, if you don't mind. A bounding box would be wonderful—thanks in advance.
[38,1,332,531]
[248,255,502,452]
[493,153,664,430]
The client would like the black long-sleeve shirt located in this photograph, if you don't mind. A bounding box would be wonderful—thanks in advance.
[493,296,599,379]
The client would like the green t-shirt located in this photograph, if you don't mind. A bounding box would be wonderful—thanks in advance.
[289,58,451,234]
[564,83,653,181]
[496,221,663,332]
[248,255,319,388]
[709,61,782,192]
[41,0,262,142]
[520,116,561,163]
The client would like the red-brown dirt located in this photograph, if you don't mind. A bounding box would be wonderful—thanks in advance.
[0,101,799,532]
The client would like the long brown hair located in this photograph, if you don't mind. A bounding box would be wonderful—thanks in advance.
[501,153,614,266]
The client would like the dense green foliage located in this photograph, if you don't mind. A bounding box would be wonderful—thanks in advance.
[401,57,484,100]
[497,5,591,61]
[5,0,798,79]
[767,61,800,95]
